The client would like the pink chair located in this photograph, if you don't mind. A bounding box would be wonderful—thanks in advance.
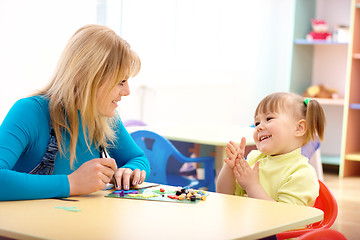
[277,179,338,239]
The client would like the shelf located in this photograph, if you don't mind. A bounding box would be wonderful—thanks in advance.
[313,98,344,106]
[353,53,360,59]
[349,103,360,109]
[345,153,360,161]
[294,39,349,45]
[321,155,340,165]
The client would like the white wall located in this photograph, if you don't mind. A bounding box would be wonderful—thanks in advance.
[0,0,97,122]
[0,0,294,129]
[115,0,295,126]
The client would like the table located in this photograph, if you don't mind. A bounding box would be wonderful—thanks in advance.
[126,123,256,175]
[0,186,323,240]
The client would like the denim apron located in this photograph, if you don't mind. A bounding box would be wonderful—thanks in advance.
[29,127,58,175]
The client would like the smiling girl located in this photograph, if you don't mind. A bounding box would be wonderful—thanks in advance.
[0,25,150,201]
[216,92,325,206]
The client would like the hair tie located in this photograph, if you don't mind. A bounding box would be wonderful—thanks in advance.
[304,98,311,106]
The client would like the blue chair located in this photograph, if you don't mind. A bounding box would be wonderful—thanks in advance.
[122,119,198,177]
[130,130,216,191]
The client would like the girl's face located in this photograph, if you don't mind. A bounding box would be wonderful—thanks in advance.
[253,109,303,156]
[97,79,130,117]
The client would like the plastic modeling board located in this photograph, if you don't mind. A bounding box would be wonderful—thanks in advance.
[105,186,208,204]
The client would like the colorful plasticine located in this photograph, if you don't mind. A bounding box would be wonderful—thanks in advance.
[105,186,208,203]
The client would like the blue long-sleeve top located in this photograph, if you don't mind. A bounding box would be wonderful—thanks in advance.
[0,96,150,201]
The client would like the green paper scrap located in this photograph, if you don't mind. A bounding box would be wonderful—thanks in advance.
[55,206,82,212]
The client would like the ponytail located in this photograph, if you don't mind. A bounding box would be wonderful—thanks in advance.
[304,99,326,143]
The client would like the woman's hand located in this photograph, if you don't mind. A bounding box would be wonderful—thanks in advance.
[68,158,117,196]
[113,168,146,190]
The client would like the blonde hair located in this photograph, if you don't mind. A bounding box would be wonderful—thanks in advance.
[33,24,141,168]
[254,92,325,145]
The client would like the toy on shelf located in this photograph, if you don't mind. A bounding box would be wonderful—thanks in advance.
[302,84,338,99]
[306,19,332,41]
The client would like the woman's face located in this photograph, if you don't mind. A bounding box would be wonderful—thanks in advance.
[97,79,130,117]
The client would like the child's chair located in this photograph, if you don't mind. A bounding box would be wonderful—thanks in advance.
[123,119,199,177]
[130,130,216,191]
[277,179,338,240]
[297,229,347,240]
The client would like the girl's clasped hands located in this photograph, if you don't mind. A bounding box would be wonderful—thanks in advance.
[224,137,261,195]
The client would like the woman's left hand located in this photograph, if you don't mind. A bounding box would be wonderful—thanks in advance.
[113,168,146,190]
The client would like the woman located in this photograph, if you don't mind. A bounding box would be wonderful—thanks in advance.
[0,24,150,201]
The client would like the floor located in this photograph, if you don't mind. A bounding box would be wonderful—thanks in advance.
[323,165,360,240]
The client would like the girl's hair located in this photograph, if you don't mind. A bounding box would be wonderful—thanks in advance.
[33,24,141,168]
[254,92,325,145]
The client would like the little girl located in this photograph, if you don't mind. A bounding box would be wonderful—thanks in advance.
[216,92,325,206]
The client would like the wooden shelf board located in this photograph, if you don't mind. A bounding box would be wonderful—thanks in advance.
[321,155,340,165]
[294,39,349,45]
[353,53,360,59]
[345,153,360,161]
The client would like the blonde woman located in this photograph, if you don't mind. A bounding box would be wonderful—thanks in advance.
[0,25,150,201]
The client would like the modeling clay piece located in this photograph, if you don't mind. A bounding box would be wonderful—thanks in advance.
[113,190,125,196]
[153,189,175,195]
[172,187,208,202]
[160,188,165,192]
[128,193,158,198]
[167,195,179,200]
[113,190,139,196]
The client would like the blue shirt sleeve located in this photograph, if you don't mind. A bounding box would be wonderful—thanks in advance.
[0,97,69,201]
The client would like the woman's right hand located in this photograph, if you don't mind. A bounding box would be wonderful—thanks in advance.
[67,158,117,196]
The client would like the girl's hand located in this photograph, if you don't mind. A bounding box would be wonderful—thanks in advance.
[68,158,117,196]
[113,168,146,190]
[216,137,247,195]
[233,157,260,191]
[224,137,246,168]
[233,159,273,201]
